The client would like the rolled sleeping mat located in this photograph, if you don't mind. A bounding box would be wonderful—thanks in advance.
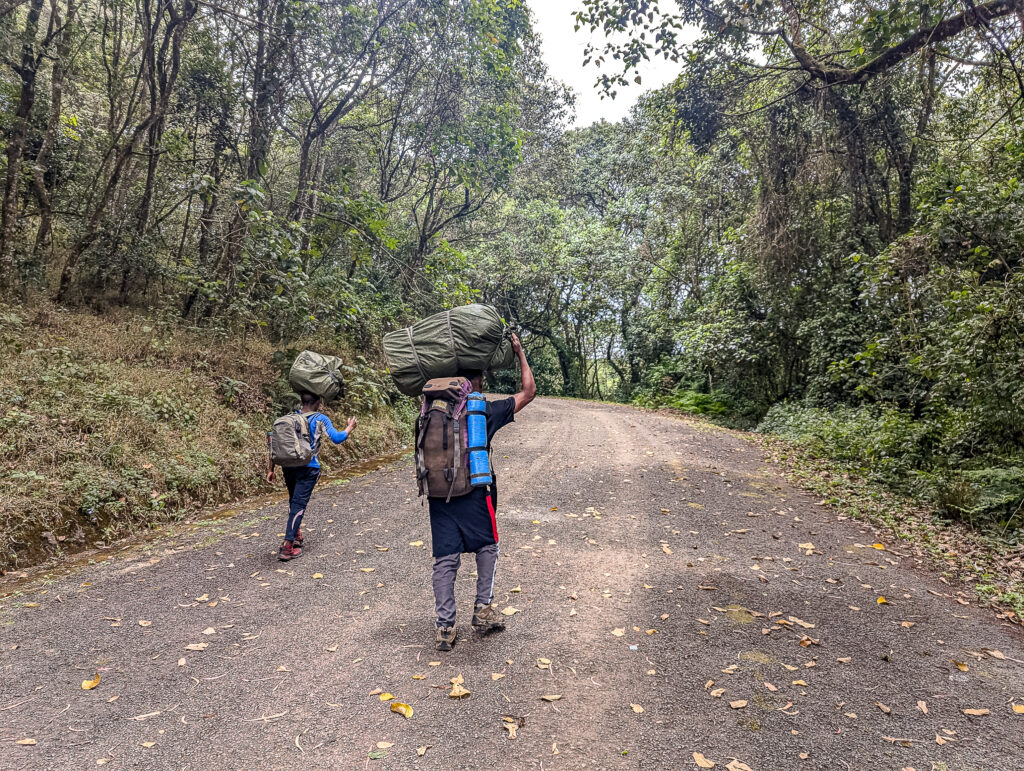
[466,393,492,487]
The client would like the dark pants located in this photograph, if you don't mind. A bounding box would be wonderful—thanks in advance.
[283,466,319,541]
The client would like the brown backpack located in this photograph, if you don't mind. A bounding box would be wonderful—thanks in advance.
[414,377,474,501]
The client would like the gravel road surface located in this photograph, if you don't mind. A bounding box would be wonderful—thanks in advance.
[3,398,1023,770]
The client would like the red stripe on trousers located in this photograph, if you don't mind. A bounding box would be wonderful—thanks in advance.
[487,495,499,543]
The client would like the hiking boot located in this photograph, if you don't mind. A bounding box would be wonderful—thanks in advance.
[435,625,456,652]
[294,529,304,548]
[278,540,302,561]
[471,603,506,633]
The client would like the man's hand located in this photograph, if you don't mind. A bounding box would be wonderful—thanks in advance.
[510,332,536,413]
[346,416,358,434]
[266,468,275,483]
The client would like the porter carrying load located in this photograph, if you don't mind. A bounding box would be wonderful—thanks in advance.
[383,304,514,397]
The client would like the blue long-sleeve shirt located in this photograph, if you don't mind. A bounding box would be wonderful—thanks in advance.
[305,412,348,469]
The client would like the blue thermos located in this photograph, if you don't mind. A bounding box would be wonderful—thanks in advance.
[466,392,492,486]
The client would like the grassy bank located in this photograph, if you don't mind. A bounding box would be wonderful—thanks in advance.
[0,306,413,570]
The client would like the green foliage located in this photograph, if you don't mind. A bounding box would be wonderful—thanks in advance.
[759,403,1024,536]
[0,306,412,569]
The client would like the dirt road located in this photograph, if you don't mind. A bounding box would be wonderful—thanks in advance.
[3,398,1023,770]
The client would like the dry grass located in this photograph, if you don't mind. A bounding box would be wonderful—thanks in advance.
[0,305,411,569]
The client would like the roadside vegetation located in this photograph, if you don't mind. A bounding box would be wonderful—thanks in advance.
[0,305,409,569]
[1,0,1021,570]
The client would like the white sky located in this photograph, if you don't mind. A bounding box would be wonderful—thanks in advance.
[526,0,685,127]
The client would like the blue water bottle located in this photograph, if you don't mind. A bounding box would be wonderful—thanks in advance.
[466,392,492,486]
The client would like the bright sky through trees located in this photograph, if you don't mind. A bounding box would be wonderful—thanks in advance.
[525,0,686,126]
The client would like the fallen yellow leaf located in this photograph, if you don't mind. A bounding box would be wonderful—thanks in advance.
[963,708,990,716]
[81,673,100,691]
[540,694,562,701]
[141,741,156,748]
[416,746,429,756]
[611,628,625,637]
[376,741,393,749]
[390,702,413,719]
[726,761,755,771]
[694,753,716,769]
[729,700,748,709]
[492,673,505,681]
[501,607,519,616]
[15,738,36,746]
[379,692,394,701]
[877,596,889,605]
[313,573,324,579]
[630,703,644,713]
[409,540,424,547]
[449,684,471,699]
[1012,704,1024,714]
[359,568,375,573]
[138,620,152,627]
[412,674,426,680]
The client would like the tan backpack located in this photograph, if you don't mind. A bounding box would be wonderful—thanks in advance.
[269,411,321,467]
[414,377,474,500]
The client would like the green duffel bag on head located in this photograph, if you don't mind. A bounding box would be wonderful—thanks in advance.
[383,304,515,397]
[289,350,345,400]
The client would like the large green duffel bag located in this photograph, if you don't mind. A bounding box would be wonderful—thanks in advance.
[384,304,514,397]
[288,350,345,400]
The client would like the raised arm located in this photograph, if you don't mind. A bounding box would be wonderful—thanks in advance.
[510,333,536,414]
[321,415,358,444]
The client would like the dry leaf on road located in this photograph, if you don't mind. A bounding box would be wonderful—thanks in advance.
[541,694,562,701]
[694,752,715,768]
[726,761,755,771]
[449,684,470,699]
[390,702,413,719]
[81,673,100,690]
[630,703,644,713]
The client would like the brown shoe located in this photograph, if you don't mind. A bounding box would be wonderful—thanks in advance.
[471,603,505,633]
[435,625,456,652]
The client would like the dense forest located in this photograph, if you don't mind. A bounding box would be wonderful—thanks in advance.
[1,0,1022,556]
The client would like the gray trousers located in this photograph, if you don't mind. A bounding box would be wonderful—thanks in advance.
[432,543,499,628]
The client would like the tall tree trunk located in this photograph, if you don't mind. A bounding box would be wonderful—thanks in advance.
[220,0,286,283]
[32,0,78,266]
[0,0,45,294]
[56,0,196,302]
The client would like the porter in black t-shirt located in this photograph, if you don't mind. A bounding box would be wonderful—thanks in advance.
[427,396,515,557]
